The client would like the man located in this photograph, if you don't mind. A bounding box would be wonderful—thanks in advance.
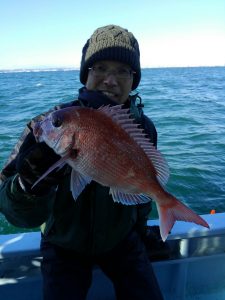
[0,25,164,299]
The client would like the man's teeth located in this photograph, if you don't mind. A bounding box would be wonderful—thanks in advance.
[103,91,116,97]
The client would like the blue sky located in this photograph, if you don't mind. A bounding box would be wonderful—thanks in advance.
[1,0,225,69]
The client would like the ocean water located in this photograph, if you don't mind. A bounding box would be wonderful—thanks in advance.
[0,67,225,234]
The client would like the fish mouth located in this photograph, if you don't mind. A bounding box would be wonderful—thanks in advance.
[34,119,75,157]
[33,122,43,142]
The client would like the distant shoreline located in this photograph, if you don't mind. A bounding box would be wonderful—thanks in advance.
[0,65,224,73]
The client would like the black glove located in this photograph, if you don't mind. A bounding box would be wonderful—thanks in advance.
[16,131,65,195]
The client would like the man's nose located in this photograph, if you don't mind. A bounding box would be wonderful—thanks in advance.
[103,73,118,85]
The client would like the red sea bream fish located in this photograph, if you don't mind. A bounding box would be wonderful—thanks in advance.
[33,105,209,241]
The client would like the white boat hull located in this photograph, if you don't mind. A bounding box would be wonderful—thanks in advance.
[1,213,225,299]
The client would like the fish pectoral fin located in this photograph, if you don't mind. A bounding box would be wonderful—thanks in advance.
[32,155,69,189]
[157,198,210,242]
[109,188,152,205]
[70,169,92,201]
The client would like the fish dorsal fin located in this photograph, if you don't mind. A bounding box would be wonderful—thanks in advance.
[98,105,169,186]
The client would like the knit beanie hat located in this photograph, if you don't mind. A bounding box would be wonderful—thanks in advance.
[80,25,141,90]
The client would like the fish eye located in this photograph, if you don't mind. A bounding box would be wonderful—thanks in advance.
[52,114,63,128]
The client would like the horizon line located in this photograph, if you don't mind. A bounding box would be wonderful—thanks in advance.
[0,64,224,72]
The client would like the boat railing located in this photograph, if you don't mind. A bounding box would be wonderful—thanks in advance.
[1,212,225,300]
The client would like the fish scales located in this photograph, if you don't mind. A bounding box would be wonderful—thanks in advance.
[69,108,153,191]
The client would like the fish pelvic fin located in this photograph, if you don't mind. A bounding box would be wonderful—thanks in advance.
[157,197,210,242]
[70,169,92,200]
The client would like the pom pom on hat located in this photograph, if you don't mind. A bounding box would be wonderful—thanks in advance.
[80,25,141,90]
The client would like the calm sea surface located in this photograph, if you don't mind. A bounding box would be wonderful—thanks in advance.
[0,67,225,233]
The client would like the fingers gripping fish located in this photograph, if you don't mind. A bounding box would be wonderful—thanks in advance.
[32,105,209,241]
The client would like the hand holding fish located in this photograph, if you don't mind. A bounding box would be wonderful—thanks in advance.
[33,104,209,240]
[16,132,65,195]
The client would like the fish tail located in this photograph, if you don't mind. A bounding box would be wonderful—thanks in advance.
[156,196,210,241]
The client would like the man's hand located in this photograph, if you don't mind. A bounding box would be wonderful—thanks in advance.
[16,132,65,195]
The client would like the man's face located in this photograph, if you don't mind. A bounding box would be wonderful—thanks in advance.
[85,60,134,104]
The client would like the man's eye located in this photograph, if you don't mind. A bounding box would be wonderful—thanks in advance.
[95,66,106,73]
[118,68,130,76]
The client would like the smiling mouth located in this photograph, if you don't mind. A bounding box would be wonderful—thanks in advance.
[102,91,118,99]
